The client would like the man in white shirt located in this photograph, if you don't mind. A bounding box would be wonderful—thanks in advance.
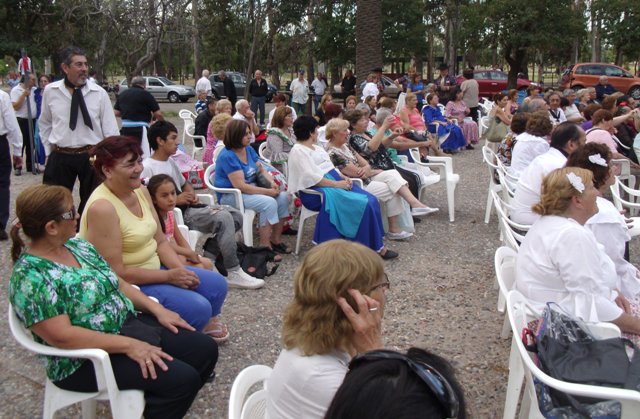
[195,69,212,97]
[290,70,309,116]
[10,73,37,174]
[233,99,259,143]
[511,122,586,225]
[0,89,23,240]
[142,120,264,289]
[40,46,119,217]
[311,73,327,113]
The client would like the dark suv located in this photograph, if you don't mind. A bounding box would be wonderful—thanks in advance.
[561,63,640,99]
[209,71,277,102]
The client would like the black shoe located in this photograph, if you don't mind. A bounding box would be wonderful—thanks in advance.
[282,228,298,236]
[380,249,399,260]
[420,156,430,163]
[412,217,422,223]
[441,149,453,155]
[0,230,7,241]
[466,144,475,150]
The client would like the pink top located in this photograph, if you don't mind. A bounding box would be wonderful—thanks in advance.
[403,107,426,131]
[445,100,469,123]
[163,211,175,242]
[585,128,618,154]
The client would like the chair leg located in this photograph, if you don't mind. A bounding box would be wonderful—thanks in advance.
[484,188,494,224]
[503,338,525,419]
[295,217,305,255]
[81,399,97,419]
[500,313,511,339]
[446,180,456,222]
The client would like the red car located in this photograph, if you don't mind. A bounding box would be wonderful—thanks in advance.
[455,70,533,99]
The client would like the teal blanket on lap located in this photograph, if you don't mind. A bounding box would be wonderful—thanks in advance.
[321,174,367,238]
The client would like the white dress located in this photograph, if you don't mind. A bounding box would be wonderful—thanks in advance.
[516,215,623,322]
[266,348,350,419]
[586,196,640,298]
[287,143,335,194]
[510,147,567,225]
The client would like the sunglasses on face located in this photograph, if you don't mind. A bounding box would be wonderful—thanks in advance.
[349,350,460,418]
[58,206,77,221]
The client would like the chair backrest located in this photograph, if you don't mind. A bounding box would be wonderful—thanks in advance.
[495,247,518,309]
[240,390,267,419]
[9,305,44,354]
[479,116,490,138]
[258,142,270,163]
[506,290,640,419]
[491,189,529,249]
[179,109,195,122]
[204,163,215,190]
[610,176,640,213]
[229,365,272,419]
[482,146,500,187]
[496,166,518,204]
[437,103,445,114]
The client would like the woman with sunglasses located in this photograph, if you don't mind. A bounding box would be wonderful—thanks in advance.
[267,239,388,419]
[325,347,466,418]
[9,185,217,419]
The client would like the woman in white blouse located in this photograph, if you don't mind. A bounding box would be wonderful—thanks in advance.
[566,143,640,299]
[509,111,553,177]
[516,167,640,335]
[287,116,398,259]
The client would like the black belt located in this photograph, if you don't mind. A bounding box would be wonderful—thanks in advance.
[52,145,93,154]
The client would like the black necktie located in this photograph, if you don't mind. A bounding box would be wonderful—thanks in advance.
[64,77,93,131]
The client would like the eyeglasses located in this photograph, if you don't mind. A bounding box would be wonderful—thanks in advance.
[57,206,77,221]
[370,273,390,293]
[349,350,460,418]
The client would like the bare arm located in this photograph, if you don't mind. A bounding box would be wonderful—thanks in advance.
[494,107,512,125]
[398,109,415,131]
[228,168,279,197]
[368,116,398,150]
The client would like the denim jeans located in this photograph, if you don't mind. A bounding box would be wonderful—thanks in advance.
[140,266,228,332]
[250,96,266,125]
[219,191,288,226]
[0,136,10,230]
[183,206,242,269]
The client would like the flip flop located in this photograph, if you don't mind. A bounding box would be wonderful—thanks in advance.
[204,320,229,344]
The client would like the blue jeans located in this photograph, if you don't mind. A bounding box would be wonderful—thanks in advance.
[140,266,228,332]
[219,191,288,226]
[250,96,266,125]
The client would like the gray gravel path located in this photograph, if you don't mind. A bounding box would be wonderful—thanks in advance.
[0,101,522,418]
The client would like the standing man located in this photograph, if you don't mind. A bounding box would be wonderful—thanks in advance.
[311,73,327,113]
[341,69,356,105]
[0,89,23,240]
[196,69,212,97]
[434,64,457,105]
[113,75,163,158]
[249,70,268,127]
[10,73,37,174]
[39,46,119,217]
[194,96,217,146]
[218,71,237,109]
[290,70,309,116]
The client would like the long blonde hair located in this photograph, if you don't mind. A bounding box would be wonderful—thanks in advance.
[282,240,384,355]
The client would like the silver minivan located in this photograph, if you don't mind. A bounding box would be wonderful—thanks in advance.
[119,76,196,103]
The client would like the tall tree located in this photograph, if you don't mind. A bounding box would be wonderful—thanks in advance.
[356,0,382,92]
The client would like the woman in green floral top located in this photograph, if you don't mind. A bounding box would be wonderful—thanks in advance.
[9,185,218,419]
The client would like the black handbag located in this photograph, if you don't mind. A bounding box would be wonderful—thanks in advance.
[203,239,279,279]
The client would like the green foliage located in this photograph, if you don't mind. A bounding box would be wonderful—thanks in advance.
[592,0,640,61]
[381,0,425,60]
[314,0,356,66]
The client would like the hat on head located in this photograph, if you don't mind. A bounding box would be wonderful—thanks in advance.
[438,63,449,71]
[298,69,305,74]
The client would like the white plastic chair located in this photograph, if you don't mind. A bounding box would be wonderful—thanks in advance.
[8,305,145,419]
[178,109,196,144]
[478,116,490,141]
[504,291,637,419]
[494,246,518,339]
[478,99,494,116]
[294,188,322,255]
[408,148,460,222]
[610,177,640,233]
[204,163,256,246]
[491,189,530,251]
[612,158,637,191]
[482,146,503,223]
[495,164,519,205]
[258,142,269,162]
[421,104,451,147]
[228,364,272,419]
[184,123,205,159]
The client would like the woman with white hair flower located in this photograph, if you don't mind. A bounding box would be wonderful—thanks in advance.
[515,166,640,337]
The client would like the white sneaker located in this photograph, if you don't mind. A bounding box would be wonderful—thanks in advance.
[387,230,414,240]
[411,207,439,216]
[226,269,265,289]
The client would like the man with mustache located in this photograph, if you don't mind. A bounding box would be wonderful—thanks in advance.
[39,46,119,216]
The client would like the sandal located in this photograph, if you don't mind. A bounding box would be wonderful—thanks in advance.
[270,241,292,254]
[204,320,229,344]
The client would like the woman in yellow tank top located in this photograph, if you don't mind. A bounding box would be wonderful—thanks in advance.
[80,136,229,342]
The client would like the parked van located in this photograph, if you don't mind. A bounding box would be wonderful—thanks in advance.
[560,63,640,99]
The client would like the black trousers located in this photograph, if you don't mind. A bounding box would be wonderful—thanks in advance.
[16,117,35,172]
[469,106,479,124]
[0,135,10,230]
[42,151,97,217]
[54,314,218,419]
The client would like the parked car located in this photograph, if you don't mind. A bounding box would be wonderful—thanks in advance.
[560,63,640,100]
[332,75,402,99]
[118,76,195,103]
[209,71,277,102]
[455,70,533,99]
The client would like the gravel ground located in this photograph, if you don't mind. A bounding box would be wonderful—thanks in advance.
[0,100,513,418]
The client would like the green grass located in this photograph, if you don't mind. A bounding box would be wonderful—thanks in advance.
[164,111,178,118]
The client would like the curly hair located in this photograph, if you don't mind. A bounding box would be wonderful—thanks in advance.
[215,99,232,114]
[565,143,612,190]
[211,112,233,140]
[525,111,553,137]
[533,167,593,216]
[325,118,350,141]
[281,240,384,355]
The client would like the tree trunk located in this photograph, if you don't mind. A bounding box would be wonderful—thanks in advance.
[356,0,382,95]
[504,45,526,89]
[192,0,201,79]
[427,30,434,81]
[265,0,279,88]
[590,4,601,62]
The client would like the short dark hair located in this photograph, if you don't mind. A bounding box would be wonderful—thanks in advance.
[324,103,343,120]
[550,122,583,150]
[462,68,474,79]
[510,112,529,135]
[325,347,467,419]
[59,46,86,67]
[90,136,142,180]
[292,116,318,141]
[582,103,601,121]
[591,109,613,125]
[343,109,365,128]
[565,142,612,190]
[224,119,249,149]
[147,120,178,151]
